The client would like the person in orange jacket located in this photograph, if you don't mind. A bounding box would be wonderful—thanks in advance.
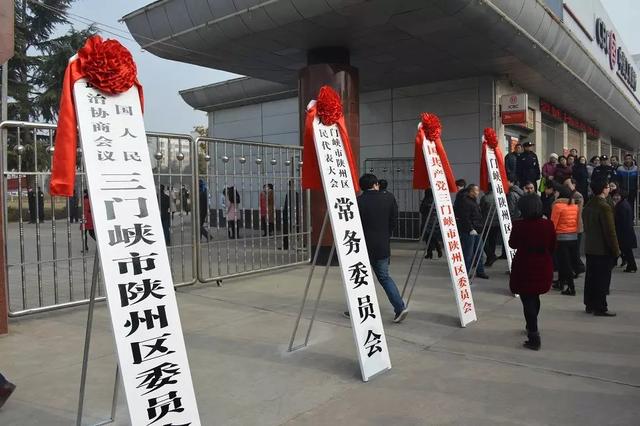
[550,186,583,295]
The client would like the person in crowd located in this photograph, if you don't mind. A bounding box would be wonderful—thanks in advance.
[516,141,540,189]
[259,185,268,237]
[267,183,275,236]
[282,180,300,250]
[480,185,500,267]
[181,184,190,215]
[169,185,178,219]
[509,194,556,350]
[572,156,590,199]
[378,179,389,193]
[564,178,586,275]
[591,155,617,183]
[613,190,637,273]
[567,154,576,170]
[0,373,16,409]
[27,187,36,224]
[617,154,638,211]
[224,186,241,239]
[569,148,579,158]
[37,186,45,223]
[69,190,79,223]
[550,186,581,295]
[345,173,408,323]
[159,185,171,246]
[522,181,536,194]
[507,180,524,220]
[505,143,522,184]
[541,153,558,182]
[198,179,211,241]
[81,190,94,252]
[455,184,489,279]
[587,156,600,178]
[540,178,556,219]
[420,189,442,259]
[553,155,573,183]
[582,179,620,316]
[610,155,620,171]
[453,179,467,203]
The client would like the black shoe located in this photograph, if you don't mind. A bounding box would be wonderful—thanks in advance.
[342,311,350,319]
[0,380,16,409]
[393,308,409,323]
[623,268,637,273]
[585,307,594,314]
[476,272,489,279]
[561,288,576,296]
[620,260,627,268]
[551,280,562,290]
[523,332,541,350]
[436,247,443,258]
[593,311,616,317]
[424,251,433,259]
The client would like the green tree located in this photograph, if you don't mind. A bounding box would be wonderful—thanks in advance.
[6,0,96,175]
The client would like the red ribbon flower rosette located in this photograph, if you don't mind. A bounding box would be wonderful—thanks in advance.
[412,113,457,192]
[479,127,510,193]
[50,35,144,197]
[302,85,360,192]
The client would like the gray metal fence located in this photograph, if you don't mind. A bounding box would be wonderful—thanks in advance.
[363,157,421,240]
[195,137,311,283]
[1,121,310,317]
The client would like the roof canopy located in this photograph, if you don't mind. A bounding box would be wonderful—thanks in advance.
[123,0,640,148]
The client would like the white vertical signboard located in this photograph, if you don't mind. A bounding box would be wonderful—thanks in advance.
[421,136,477,327]
[74,79,200,425]
[484,146,516,270]
[310,105,391,382]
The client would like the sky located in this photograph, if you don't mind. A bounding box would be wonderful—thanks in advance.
[57,0,640,134]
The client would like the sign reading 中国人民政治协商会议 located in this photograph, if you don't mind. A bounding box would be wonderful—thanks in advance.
[421,134,477,327]
[310,104,391,382]
[484,145,516,271]
[74,79,201,426]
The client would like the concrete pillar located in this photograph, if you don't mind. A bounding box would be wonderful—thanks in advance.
[559,122,569,156]
[581,131,587,158]
[299,47,359,264]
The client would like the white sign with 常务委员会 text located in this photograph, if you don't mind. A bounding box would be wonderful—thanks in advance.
[310,102,391,382]
[484,145,516,270]
[421,132,476,327]
[74,79,200,426]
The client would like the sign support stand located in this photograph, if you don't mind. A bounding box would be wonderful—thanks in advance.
[288,212,333,352]
[400,203,436,307]
[469,204,496,282]
[76,252,120,426]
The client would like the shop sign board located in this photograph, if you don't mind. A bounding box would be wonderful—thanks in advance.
[500,93,528,125]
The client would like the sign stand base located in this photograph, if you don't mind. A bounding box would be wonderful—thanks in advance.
[76,252,120,426]
[288,212,334,352]
[401,203,435,308]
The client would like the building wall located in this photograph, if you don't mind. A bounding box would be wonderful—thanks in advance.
[208,76,495,185]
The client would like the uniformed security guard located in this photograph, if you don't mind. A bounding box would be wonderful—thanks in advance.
[516,141,541,190]
[591,155,617,183]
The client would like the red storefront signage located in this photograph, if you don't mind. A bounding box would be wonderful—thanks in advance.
[539,99,600,139]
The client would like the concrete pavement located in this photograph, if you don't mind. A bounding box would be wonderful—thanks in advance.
[0,243,639,425]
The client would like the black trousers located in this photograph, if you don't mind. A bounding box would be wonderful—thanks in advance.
[556,240,578,289]
[520,294,540,333]
[584,254,613,312]
[484,226,500,260]
[621,246,637,271]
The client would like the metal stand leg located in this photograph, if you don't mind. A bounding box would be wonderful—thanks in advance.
[76,253,119,426]
[400,203,434,299]
[469,205,496,282]
[405,222,437,308]
[288,212,330,352]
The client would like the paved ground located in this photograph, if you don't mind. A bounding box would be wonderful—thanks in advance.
[1,243,639,425]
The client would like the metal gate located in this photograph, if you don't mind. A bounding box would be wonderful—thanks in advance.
[195,137,311,283]
[363,157,421,240]
[0,121,198,316]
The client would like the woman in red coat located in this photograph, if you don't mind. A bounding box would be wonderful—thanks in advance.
[509,194,556,350]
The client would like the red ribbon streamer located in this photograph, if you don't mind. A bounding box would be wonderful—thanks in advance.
[302,86,360,192]
[50,35,144,197]
[412,113,457,192]
[479,127,510,193]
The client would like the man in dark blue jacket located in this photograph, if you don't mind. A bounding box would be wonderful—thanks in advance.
[352,174,408,323]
